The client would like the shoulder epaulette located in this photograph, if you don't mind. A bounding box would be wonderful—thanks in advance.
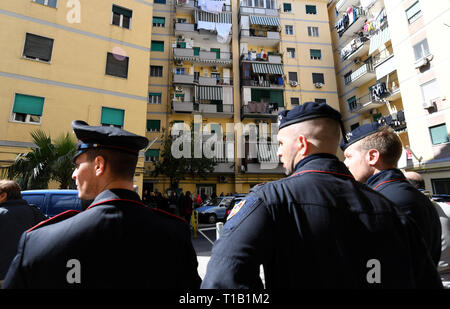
[27,209,80,233]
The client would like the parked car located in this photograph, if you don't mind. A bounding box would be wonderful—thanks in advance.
[196,196,243,224]
[21,189,83,218]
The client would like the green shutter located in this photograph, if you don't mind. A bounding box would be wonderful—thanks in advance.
[430,124,449,145]
[306,5,317,14]
[283,3,291,11]
[193,47,200,56]
[149,92,161,97]
[152,17,165,25]
[310,49,321,59]
[101,107,124,126]
[13,94,44,116]
[112,5,132,17]
[210,48,220,59]
[270,91,284,107]
[151,41,164,52]
[145,149,160,157]
[147,120,161,131]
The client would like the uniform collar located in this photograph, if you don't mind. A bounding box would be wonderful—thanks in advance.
[293,153,340,172]
[366,168,406,189]
[87,189,143,210]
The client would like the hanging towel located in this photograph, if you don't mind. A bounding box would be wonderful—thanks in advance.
[215,23,232,43]
[197,20,216,31]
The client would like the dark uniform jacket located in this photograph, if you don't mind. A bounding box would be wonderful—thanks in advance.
[366,168,442,265]
[0,199,46,280]
[201,154,442,289]
[3,189,201,289]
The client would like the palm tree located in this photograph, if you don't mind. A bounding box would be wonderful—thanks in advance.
[7,130,77,190]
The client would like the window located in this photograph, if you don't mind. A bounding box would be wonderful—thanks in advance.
[11,93,44,124]
[285,25,294,35]
[344,71,352,85]
[176,68,185,75]
[314,98,326,104]
[429,123,449,145]
[106,52,129,79]
[151,40,164,52]
[23,33,54,62]
[152,16,165,27]
[150,65,163,77]
[421,79,439,103]
[432,178,450,194]
[32,0,57,8]
[347,96,357,111]
[147,120,161,132]
[413,39,430,61]
[288,72,298,82]
[283,3,292,12]
[148,92,162,104]
[290,97,300,106]
[350,122,360,131]
[305,5,317,14]
[112,5,132,29]
[177,18,187,23]
[145,149,160,162]
[287,48,296,58]
[154,0,166,3]
[310,49,322,60]
[406,1,421,24]
[101,107,124,128]
[308,26,319,37]
[312,73,324,84]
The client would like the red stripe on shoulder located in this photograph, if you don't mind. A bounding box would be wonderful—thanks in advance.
[372,178,407,190]
[152,208,187,223]
[291,169,354,179]
[27,209,80,233]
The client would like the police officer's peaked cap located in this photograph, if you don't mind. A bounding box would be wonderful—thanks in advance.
[340,122,383,151]
[71,120,149,161]
[278,101,343,130]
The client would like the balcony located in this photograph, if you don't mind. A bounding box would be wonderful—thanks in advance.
[335,7,367,38]
[340,36,369,62]
[349,93,385,114]
[194,103,234,118]
[335,0,360,13]
[243,142,283,174]
[241,102,283,119]
[240,29,281,47]
[239,5,279,16]
[348,63,375,87]
[172,101,194,113]
[173,48,232,66]
[175,22,195,33]
[241,79,283,89]
[241,52,282,64]
[173,73,195,84]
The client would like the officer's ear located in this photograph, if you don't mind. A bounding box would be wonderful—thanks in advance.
[93,155,107,177]
[0,191,7,203]
[366,148,381,167]
[298,134,308,156]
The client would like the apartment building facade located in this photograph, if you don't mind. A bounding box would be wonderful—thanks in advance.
[0,0,153,190]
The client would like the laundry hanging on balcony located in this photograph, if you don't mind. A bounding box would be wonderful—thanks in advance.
[195,10,232,43]
[198,0,226,14]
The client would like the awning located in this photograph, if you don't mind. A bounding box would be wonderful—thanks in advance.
[258,143,279,163]
[249,15,281,27]
[251,63,283,75]
[369,27,390,55]
[195,86,223,100]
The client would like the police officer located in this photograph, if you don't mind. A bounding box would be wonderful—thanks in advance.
[3,121,201,288]
[201,102,442,289]
[341,122,441,265]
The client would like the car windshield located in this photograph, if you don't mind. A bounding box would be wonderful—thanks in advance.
[205,197,222,206]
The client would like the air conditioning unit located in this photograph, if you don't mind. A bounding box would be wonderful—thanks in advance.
[414,57,429,69]
[289,81,298,87]
[212,66,218,71]
[175,86,183,92]
[314,82,323,88]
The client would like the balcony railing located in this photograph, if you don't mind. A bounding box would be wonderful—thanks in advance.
[173,48,232,64]
[173,73,195,84]
[239,5,279,16]
[241,79,283,88]
[172,101,194,113]
[240,29,280,40]
[241,53,282,64]
[241,102,283,118]
[349,62,375,87]
[194,103,233,114]
[349,93,385,114]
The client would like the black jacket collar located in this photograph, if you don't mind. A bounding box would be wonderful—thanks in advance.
[366,168,407,190]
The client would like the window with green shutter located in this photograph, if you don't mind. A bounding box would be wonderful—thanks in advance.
[101,107,124,128]
[429,124,449,145]
[310,49,322,60]
[151,41,164,52]
[12,93,45,123]
[112,5,132,29]
[406,1,421,24]
[148,92,162,104]
[210,48,220,59]
[152,16,165,27]
[145,149,160,162]
[305,5,317,14]
[193,47,200,56]
[283,3,292,12]
[147,120,161,132]
[270,90,284,107]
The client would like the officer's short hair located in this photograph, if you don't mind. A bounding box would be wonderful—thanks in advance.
[359,126,402,167]
[85,149,137,181]
[0,179,22,200]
